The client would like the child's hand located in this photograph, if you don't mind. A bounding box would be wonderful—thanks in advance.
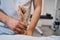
[24,29,33,36]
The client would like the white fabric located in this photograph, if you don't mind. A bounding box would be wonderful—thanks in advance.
[0,35,59,40]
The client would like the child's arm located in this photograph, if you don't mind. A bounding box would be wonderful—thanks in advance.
[26,0,42,36]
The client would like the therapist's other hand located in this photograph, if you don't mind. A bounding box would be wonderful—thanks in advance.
[6,17,27,34]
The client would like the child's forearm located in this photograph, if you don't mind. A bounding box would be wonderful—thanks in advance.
[28,6,42,32]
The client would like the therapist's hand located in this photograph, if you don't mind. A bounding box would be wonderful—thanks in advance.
[6,17,27,34]
[0,9,27,34]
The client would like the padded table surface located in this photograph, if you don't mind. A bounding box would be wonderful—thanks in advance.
[0,35,60,40]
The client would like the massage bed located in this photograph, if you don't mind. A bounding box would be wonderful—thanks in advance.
[0,35,60,40]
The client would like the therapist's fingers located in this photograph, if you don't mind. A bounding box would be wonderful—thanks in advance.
[19,21,27,28]
[14,27,24,34]
[18,24,26,30]
[16,28,24,34]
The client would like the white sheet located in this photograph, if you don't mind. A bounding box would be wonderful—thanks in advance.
[0,35,60,40]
